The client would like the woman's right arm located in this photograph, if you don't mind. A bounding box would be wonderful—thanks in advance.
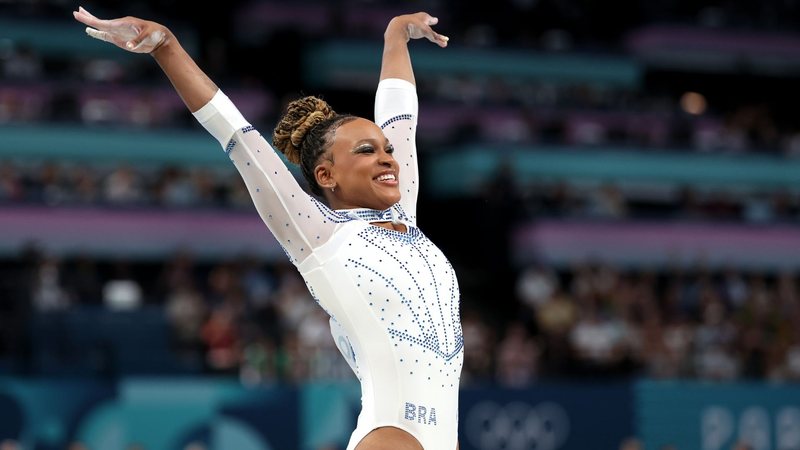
[73,7,216,112]
[73,8,338,265]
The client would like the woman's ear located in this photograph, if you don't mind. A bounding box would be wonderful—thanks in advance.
[315,159,336,191]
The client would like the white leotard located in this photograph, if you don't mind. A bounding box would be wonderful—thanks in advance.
[193,79,463,450]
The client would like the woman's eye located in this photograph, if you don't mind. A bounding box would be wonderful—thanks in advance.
[386,145,395,154]
[356,145,374,153]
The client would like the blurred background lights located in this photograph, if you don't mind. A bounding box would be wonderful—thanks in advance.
[680,91,707,115]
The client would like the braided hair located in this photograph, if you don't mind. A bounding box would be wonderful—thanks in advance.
[272,96,356,196]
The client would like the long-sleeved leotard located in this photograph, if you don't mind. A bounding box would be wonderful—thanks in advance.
[194,78,463,450]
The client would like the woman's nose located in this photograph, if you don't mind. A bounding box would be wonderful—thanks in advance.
[378,151,394,165]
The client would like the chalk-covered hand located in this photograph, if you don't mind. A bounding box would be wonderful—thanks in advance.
[73,6,168,54]
[387,12,449,48]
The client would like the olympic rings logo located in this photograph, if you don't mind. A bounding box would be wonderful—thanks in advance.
[464,401,570,450]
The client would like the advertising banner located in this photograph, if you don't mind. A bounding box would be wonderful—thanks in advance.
[0,378,298,450]
[637,380,800,450]
[458,382,634,450]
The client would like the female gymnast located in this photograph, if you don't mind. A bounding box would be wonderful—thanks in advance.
[73,6,463,450]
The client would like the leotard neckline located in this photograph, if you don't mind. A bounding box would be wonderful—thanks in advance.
[335,205,403,225]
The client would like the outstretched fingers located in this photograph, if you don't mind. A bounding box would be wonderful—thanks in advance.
[425,15,449,47]
[84,27,115,44]
[429,29,449,47]
[73,6,107,30]
[74,6,121,45]
[408,12,449,47]
[72,7,159,52]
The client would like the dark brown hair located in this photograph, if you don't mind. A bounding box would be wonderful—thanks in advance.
[272,96,355,196]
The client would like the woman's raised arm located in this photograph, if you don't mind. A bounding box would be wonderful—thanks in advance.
[73,6,216,112]
[375,13,448,224]
[379,12,448,84]
[72,6,339,267]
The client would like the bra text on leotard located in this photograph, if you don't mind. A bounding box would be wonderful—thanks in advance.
[404,402,438,426]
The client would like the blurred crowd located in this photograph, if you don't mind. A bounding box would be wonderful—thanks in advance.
[502,261,800,384]
[2,242,799,387]
[1,245,354,383]
[0,161,254,210]
[5,0,800,44]
[1,0,799,390]
[3,0,800,156]
[3,159,800,225]
[3,58,800,157]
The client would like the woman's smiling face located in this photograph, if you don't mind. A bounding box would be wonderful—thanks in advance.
[315,117,401,211]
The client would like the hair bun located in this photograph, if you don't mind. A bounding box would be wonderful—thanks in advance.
[273,96,336,165]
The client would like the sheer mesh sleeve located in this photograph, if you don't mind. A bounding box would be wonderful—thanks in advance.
[194,90,338,266]
[374,78,419,225]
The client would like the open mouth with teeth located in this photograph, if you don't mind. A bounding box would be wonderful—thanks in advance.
[374,173,398,186]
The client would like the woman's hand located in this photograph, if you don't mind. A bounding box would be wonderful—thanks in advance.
[73,6,168,54]
[73,6,216,111]
[385,12,449,48]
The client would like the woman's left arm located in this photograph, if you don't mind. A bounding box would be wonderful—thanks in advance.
[379,12,448,84]
[375,13,447,224]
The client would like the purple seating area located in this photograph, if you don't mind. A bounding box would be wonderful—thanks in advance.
[0,82,275,127]
[0,84,53,122]
[234,1,333,38]
[76,85,186,125]
[342,4,417,35]
[233,1,424,38]
[2,1,796,155]
[627,25,800,73]
[0,81,683,148]
[416,103,727,151]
